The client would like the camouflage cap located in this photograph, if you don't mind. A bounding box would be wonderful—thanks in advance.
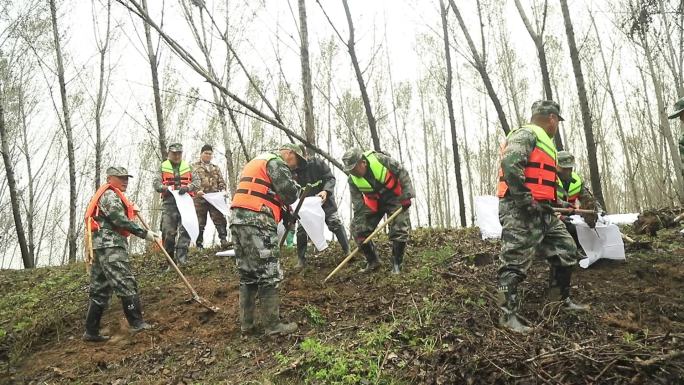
[557,151,576,169]
[168,142,183,152]
[342,147,364,172]
[668,97,684,119]
[531,100,565,121]
[280,143,306,162]
[106,166,133,178]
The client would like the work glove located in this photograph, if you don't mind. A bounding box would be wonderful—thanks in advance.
[178,186,189,195]
[400,199,412,209]
[145,230,162,243]
[132,203,141,213]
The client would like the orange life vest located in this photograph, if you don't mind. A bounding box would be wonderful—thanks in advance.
[349,151,403,213]
[496,124,557,202]
[84,183,136,237]
[160,159,194,196]
[231,153,286,222]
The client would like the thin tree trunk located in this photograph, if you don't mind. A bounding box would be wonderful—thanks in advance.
[93,0,112,189]
[559,0,606,209]
[440,0,466,227]
[49,0,77,263]
[456,66,475,225]
[341,0,380,151]
[419,85,432,227]
[141,0,166,159]
[18,84,36,263]
[449,0,510,135]
[299,0,315,144]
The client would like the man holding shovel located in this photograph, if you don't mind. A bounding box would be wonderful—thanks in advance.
[230,144,303,336]
[83,167,162,342]
[342,148,415,274]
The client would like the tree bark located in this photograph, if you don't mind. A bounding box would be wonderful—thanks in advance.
[18,83,36,265]
[448,0,510,135]
[0,82,33,268]
[559,0,606,209]
[440,0,466,227]
[49,0,77,263]
[298,0,316,144]
[141,0,167,160]
[94,0,112,189]
[341,0,380,151]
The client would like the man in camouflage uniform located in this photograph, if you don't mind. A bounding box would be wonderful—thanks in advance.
[556,150,603,250]
[342,148,415,274]
[292,145,350,268]
[153,143,199,267]
[230,143,303,336]
[668,97,684,166]
[83,167,161,342]
[192,144,229,249]
[497,100,588,334]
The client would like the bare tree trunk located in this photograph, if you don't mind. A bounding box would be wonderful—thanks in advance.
[0,83,33,268]
[141,0,166,159]
[440,0,466,227]
[456,66,475,225]
[94,0,112,189]
[449,0,510,135]
[49,0,77,263]
[341,0,380,151]
[299,0,316,144]
[419,84,432,227]
[18,84,36,265]
[559,0,606,209]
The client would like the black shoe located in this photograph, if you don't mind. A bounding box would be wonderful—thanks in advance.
[83,300,109,342]
[359,242,380,273]
[496,282,531,334]
[121,295,153,332]
[391,241,406,274]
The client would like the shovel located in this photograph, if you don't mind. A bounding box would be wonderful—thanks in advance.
[136,213,220,313]
[324,207,404,283]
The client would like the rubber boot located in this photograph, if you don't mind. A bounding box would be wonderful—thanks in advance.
[164,240,176,273]
[259,285,297,336]
[121,295,153,332]
[333,227,351,255]
[175,247,188,266]
[359,242,380,273]
[549,265,589,311]
[196,229,204,249]
[82,300,110,342]
[295,240,307,269]
[239,284,258,335]
[496,283,532,334]
[217,225,231,248]
[391,241,406,274]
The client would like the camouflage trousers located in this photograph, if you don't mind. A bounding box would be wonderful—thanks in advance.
[498,198,577,286]
[351,202,410,244]
[161,198,191,259]
[296,210,344,242]
[89,246,139,307]
[194,196,228,239]
[230,223,283,286]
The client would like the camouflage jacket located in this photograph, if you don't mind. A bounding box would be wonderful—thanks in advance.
[152,160,201,202]
[92,190,147,250]
[349,152,415,211]
[231,153,301,230]
[499,125,546,205]
[293,156,338,213]
[192,160,226,193]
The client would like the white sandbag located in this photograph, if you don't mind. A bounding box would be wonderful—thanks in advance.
[572,215,626,268]
[170,190,199,243]
[215,249,235,257]
[291,197,328,251]
[202,192,229,216]
[603,213,639,225]
[474,195,502,239]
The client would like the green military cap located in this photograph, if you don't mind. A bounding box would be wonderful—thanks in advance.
[168,142,183,152]
[668,97,684,119]
[557,151,576,169]
[280,143,306,162]
[531,100,565,121]
[106,166,133,178]
[342,147,364,172]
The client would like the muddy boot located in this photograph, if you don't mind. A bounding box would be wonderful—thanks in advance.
[334,227,351,255]
[196,229,204,249]
[217,225,231,249]
[295,240,307,269]
[82,300,110,342]
[259,285,298,336]
[549,265,589,311]
[163,240,176,272]
[391,241,406,274]
[239,284,258,335]
[175,247,188,266]
[359,242,380,273]
[496,283,532,334]
[121,295,153,333]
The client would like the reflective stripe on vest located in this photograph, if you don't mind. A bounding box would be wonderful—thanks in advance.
[84,183,136,237]
[496,124,557,202]
[161,159,193,197]
[349,151,403,213]
[230,153,285,222]
[557,171,582,204]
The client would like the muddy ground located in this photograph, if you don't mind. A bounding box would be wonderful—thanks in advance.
[1,226,683,384]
